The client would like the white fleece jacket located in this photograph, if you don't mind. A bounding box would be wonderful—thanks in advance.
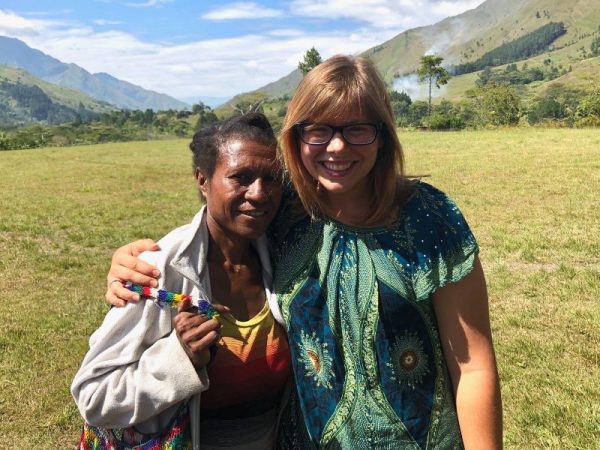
[71,207,284,450]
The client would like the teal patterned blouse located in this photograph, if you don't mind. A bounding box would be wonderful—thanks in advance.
[272,182,479,449]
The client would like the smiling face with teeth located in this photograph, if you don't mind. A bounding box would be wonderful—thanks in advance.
[197,139,282,242]
[299,112,381,214]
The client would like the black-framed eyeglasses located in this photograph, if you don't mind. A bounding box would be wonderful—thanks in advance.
[295,122,383,146]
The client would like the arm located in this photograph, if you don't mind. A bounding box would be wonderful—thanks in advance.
[433,256,503,450]
[71,298,210,428]
[75,247,221,428]
[106,239,161,306]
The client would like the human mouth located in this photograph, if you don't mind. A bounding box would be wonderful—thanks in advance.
[320,161,355,176]
[240,210,269,217]
[323,161,353,171]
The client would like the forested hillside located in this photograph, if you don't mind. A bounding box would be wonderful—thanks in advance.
[216,0,599,132]
[451,22,567,74]
[232,0,600,101]
[0,65,113,126]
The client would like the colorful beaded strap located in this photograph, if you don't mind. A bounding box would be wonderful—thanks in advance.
[125,283,219,320]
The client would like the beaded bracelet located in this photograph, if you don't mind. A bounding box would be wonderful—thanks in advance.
[125,283,220,320]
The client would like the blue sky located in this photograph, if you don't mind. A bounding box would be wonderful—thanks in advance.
[0,0,484,104]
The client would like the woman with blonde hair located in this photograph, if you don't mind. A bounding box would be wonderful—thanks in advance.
[105,55,502,449]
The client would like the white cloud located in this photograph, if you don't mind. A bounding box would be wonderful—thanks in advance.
[268,28,305,37]
[202,2,283,20]
[93,19,124,26]
[124,0,174,8]
[290,0,483,29]
[0,9,54,36]
[22,10,74,17]
[15,25,387,98]
[0,2,483,100]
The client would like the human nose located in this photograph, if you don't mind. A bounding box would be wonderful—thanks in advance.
[326,131,346,152]
[246,178,268,201]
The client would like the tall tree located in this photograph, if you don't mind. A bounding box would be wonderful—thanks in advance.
[418,55,449,115]
[298,47,322,76]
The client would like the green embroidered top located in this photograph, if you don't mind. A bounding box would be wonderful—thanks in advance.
[272,182,478,449]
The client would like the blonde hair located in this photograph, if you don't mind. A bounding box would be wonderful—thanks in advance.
[280,55,405,225]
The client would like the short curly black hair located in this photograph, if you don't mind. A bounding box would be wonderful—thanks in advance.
[189,112,277,179]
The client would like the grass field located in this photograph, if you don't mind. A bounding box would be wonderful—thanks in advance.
[0,128,599,449]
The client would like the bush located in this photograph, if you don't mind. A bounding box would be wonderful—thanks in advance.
[466,83,521,126]
[574,115,600,128]
[527,96,567,123]
[424,100,468,130]
[575,93,600,120]
[397,100,429,127]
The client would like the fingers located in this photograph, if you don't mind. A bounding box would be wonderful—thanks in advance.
[129,239,160,257]
[178,317,220,345]
[186,327,220,354]
[105,289,127,307]
[177,297,194,313]
[174,311,221,367]
[108,265,159,289]
[105,240,161,307]
[109,280,141,304]
[211,304,231,314]
[111,251,161,282]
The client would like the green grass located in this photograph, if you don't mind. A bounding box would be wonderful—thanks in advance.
[1,129,599,449]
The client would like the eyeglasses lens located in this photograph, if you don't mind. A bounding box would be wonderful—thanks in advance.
[301,124,377,145]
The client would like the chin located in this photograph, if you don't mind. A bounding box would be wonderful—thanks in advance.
[236,224,269,240]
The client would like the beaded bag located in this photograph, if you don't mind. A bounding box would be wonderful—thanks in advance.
[77,401,191,450]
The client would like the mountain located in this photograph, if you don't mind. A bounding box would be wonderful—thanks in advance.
[0,64,115,126]
[179,95,231,109]
[0,36,189,111]
[235,0,600,103]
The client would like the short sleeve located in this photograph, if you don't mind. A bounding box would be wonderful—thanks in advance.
[403,182,479,302]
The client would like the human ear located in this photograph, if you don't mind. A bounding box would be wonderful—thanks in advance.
[195,168,209,196]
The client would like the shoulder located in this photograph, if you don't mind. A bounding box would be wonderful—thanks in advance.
[399,181,470,233]
[402,180,457,213]
[397,181,479,301]
[138,209,206,267]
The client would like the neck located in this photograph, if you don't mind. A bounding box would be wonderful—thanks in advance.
[321,184,373,226]
[206,216,253,267]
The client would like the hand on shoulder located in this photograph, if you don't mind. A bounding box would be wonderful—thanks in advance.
[106,239,161,306]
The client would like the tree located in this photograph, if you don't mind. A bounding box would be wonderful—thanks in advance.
[591,36,600,56]
[417,55,449,115]
[232,99,264,115]
[466,83,520,126]
[0,132,11,151]
[192,102,208,114]
[575,90,600,120]
[298,47,322,76]
[195,110,218,130]
[389,91,412,122]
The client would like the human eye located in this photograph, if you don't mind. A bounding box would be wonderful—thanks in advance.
[346,124,372,137]
[230,172,250,184]
[264,173,281,184]
[302,124,332,143]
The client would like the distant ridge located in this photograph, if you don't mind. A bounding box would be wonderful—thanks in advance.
[0,64,114,126]
[0,36,189,111]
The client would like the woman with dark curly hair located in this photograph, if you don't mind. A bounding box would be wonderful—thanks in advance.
[73,113,291,450]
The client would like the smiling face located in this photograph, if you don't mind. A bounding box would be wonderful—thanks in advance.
[299,112,381,208]
[198,139,282,241]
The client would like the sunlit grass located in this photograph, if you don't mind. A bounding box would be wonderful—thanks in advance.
[0,129,598,448]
